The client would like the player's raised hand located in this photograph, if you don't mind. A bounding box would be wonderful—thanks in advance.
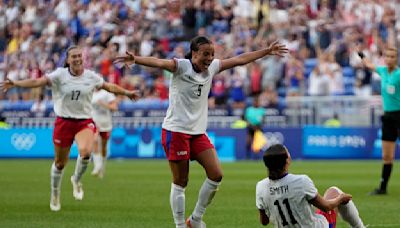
[114,51,136,69]
[0,79,15,93]
[267,40,288,57]
[339,193,352,205]
[125,90,141,101]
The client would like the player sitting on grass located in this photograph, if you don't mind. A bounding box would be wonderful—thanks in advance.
[256,144,365,228]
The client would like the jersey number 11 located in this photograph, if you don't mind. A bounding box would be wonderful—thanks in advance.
[274,198,298,226]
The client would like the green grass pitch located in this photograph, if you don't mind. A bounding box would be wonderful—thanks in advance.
[0,159,399,227]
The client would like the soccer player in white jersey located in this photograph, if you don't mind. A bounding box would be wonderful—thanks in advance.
[115,36,288,228]
[0,46,139,212]
[256,144,365,228]
[91,88,118,178]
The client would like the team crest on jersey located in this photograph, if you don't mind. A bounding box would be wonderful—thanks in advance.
[87,123,95,129]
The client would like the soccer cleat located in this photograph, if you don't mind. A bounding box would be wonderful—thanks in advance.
[70,176,84,200]
[91,166,104,179]
[50,192,61,211]
[186,216,206,228]
[369,188,387,195]
[91,167,101,176]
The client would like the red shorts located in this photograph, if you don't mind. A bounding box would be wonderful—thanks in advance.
[53,117,96,147]
[316,209,337,228]
[161,129,214,161]
[98,131,111,140]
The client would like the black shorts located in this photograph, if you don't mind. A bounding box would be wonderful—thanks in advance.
[381,111,400,141]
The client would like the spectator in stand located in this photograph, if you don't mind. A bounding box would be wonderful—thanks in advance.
[284,52,305,96]
[308,65,330,96]
[259,86,279,109]
[249,62,263,96]
[0,0,399,105]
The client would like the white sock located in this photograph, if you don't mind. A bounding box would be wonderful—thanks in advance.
[192,178,221,222]
[170,183,186,228]
[73,155,89,182]
[101,156,107,174]
[338,200,365,228]
[92,153,102,170]
[50,162,63,194]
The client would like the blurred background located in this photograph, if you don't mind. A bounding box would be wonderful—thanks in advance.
[0,0,399,160]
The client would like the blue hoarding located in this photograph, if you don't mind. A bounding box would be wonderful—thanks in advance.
[253,127,303,159]
[110,127,246,161]
[1,126,399,159]
[302,126,377,158]
[0,128,79,158]
[0,128,246,161]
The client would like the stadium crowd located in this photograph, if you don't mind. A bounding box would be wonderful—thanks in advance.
[0,0,399,109]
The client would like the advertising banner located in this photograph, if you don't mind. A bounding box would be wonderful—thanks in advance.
[0,128,78,158]
[303,126,377,158]
[109,127,246,161]
[2,126,400,160]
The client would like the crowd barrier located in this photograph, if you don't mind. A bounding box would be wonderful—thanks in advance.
[1,126,399,160]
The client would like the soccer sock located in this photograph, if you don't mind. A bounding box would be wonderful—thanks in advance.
[379,164,392,190]
[192,178,221,222]
[73,155,90,182]
[101,155,107,172]
[92,153,102,170]
[50,162,64,194]
[170,183,186,228]
[338,200,365,228]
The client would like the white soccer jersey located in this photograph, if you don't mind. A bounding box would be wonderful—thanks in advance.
[256,174,329,228]
[46,68,104,119]
[162,58,221,134]
[92,89,116,132]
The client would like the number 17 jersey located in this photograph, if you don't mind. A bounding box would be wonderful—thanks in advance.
[256,174,328,228]
[46,68,104,119]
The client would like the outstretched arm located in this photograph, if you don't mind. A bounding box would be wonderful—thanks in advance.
[101,82,140,101]
[114,51,177,72]
[0,77,48,92]
[358,52,376,72]
[310,193,352,212]
[219,41,288,72]
[97,100,118,112]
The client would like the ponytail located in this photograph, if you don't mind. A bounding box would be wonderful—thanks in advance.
[185,36,212,59]
[184,52,192,59]
[262,144,289,180]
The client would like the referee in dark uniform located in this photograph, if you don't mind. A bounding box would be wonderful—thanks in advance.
[359,46,400,195]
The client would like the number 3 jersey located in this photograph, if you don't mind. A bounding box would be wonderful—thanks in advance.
[256,174,328,228]
[46,68,104,119]
[162,58,221,134]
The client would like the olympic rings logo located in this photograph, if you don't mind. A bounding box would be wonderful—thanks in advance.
[263,132,284,147]
[11,133,36,151]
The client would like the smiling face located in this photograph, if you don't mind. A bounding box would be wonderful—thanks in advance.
[192,43,215,72]
[66,47,84,75]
